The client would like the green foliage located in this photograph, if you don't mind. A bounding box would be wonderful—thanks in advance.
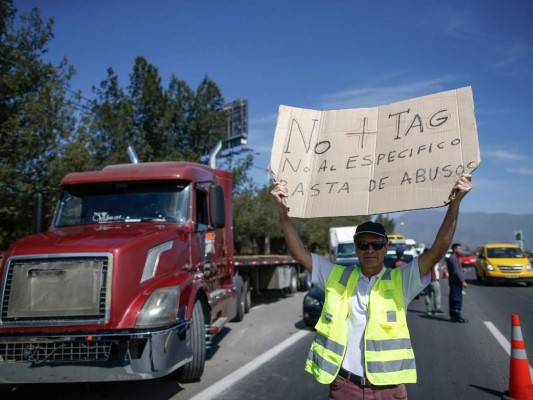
[232,185,369,256]
[0,2,372,257]
[0,3,78,249]
[0,3,254,250]
[374,214,396,235]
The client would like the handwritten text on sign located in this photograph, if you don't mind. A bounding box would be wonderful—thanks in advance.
[270,87,480,218]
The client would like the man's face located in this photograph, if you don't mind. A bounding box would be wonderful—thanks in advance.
[354,233,388,276]
[454,246,462,255]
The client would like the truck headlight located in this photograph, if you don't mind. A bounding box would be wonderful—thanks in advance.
[527,264,532,272]
[135,286,180,328]
[486,264,495,271]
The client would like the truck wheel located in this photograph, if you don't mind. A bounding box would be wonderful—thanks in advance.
[177,301,206,382]
[298,272,310,292]
[288,267,298,294]
[243,281,251,313]
[233,287,245,322]
[232,275,245,322]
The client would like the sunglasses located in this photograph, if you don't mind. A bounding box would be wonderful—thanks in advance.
[355,241,386,251]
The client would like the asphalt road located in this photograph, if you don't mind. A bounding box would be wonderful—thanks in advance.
[1,268,532,399]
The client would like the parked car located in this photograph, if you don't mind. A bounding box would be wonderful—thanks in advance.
[384,252,414,268]
[302,258,359,327]
[475,243,533,286]
[303,286,325,327]
[459,251,477,268]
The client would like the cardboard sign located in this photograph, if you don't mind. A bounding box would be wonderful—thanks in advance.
[270,87,480,218]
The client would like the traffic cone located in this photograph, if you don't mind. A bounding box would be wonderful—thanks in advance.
[503,314,533,400]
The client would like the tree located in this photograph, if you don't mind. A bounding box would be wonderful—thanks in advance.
[88,67,135,166]
[163,75,195,161]
[0,2,78,250]
[0,3,254,250]
[375,214,396,236]
[128,57,166,161]
[189,76,227,159]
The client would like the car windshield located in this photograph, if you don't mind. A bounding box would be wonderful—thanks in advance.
[53,180,191,227]
[487,247,525,258]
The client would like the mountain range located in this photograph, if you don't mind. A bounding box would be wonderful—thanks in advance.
[393,210,533,252]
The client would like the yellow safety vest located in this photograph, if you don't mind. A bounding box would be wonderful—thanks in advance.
[305,264,417,385]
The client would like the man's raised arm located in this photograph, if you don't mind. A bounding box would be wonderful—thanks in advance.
[271,182,312,271]
[418,174,473,276]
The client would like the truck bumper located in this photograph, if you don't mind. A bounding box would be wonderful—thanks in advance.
[0,321,191,383]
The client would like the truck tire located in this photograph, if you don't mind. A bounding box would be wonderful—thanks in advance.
[243,280,251,313]
[233,287,245,322]
[298,272,310,292]
[288,267,298,294]
[232,274,245,322]
[177,300,206,382]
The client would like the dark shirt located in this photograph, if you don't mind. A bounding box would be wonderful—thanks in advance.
[446,253,464,284]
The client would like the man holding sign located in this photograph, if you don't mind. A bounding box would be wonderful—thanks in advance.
[271,174,472,399]
[269,88,479,399]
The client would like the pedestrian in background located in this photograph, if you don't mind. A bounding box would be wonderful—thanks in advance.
[393,245,407,268]
[271,175,473,399]
[446,243,469,323]
[424,250,444,315]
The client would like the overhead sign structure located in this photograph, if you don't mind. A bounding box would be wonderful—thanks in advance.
[270,87,480,218]
[223,99,248,147]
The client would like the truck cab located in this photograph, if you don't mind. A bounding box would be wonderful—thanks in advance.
[0,161,241,383]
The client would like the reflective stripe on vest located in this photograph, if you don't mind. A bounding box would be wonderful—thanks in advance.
[305,265,417,385]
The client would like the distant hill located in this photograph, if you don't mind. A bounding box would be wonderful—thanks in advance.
[394,210,533,252]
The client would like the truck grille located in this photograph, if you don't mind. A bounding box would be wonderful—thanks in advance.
[0,340,112,363]
[1,254,112,326]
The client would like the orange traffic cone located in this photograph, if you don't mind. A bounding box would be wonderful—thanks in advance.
[503,314,533,400]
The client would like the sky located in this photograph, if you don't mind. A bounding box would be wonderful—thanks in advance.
[13,0,533,216]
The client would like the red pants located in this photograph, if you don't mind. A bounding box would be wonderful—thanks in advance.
[329,375,408,400]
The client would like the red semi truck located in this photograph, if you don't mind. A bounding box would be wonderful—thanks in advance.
[0,159,302,383]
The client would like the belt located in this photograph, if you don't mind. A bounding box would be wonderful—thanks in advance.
[337,368,398,389]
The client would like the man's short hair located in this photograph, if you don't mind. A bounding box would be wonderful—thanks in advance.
[452,243,461,250]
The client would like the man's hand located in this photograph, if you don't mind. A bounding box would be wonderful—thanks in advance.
[271,181,290,212]
[270,181,312,271]
[446,174,473,204]
[419,174,474,276]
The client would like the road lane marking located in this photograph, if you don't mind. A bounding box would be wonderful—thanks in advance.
[484,321,533,376]
[189,329,312,400]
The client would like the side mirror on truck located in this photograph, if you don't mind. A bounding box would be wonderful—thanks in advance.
[209,184,225,228]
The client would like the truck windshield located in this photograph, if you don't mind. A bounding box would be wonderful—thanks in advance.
[53,180,191,227]
[337,243,356,258]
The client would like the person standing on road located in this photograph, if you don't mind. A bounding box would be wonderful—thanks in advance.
[446,243,469,323]
[393,245,407,269]
[424,251,444,315]
[270,175,473,400]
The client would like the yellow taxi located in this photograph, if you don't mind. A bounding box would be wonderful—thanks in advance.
[387,233,405,241]
[475,243,533,286]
